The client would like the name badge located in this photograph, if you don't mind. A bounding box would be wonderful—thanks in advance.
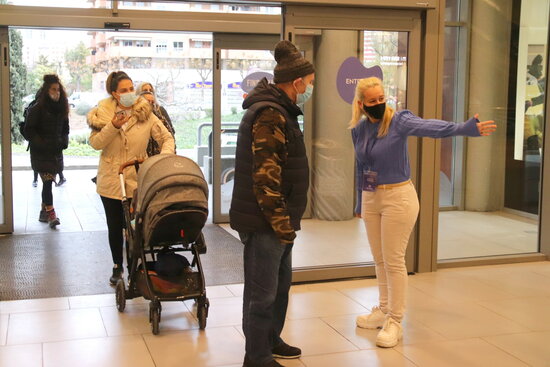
[363,170,378,192]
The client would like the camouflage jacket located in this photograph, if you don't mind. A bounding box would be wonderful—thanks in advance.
[252,107,296,244]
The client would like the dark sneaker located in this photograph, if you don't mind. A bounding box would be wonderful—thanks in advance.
[47,209,60,228]
[109,265,123,285]
[56,177,66,187]
[38,209,48,223]
[272,343,301,359]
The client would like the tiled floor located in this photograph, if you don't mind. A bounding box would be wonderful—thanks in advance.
[1,261,550,366]
[7,165,549,365]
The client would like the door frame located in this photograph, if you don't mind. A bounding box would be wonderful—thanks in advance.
[0,6,282,234]
[0,27,14,233]
[282,4,436,277]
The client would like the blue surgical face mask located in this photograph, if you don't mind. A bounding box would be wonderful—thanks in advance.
[119,92,137,108]
[296,84,314,109]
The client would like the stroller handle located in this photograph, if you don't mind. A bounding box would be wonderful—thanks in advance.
[118,158,145,175]
[119,158,145,200]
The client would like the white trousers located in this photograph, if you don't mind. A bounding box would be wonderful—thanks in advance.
[361,181,419,321]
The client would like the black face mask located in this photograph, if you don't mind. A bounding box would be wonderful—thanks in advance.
[363,102,386,120]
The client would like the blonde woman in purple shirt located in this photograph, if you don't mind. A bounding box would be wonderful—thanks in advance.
[351,77,496,348]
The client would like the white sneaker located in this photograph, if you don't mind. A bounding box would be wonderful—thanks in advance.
[356,306,386,329]
[376,317,403,348]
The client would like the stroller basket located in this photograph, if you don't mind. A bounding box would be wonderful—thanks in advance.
[136,262,202,299]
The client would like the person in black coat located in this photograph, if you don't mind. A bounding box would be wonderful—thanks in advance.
[24,74,70,228]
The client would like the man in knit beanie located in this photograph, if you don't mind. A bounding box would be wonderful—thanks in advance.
[230,40,315,367]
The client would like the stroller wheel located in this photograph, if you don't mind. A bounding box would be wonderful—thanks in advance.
[115,279,126,312]
[197,297,209,330]
[150,301,161,335]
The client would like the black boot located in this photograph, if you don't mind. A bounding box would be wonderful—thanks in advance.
[38,203,48,223]
[109,264,123,285]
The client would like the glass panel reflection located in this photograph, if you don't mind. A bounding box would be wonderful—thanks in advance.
[440,26,460,208]
[291,30,408,269]
[363,31,408,111]
[438,0,547,260]
[219,49,276,216]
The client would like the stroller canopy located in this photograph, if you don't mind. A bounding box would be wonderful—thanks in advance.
[134,154,209,246]
[136,154,209,214]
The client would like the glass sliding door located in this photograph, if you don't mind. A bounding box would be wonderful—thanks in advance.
[437,0,547,262]
[9,27,215,233]
[283,6,424,280]
[212,34,280,222]
[0,3,280,234]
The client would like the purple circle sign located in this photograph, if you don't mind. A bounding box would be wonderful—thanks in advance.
[337,57,383,104]
[241,72,274,93]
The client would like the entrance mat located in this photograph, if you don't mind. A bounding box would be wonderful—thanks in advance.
[0,224,244,300]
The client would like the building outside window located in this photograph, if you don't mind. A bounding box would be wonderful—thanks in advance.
[173,41,184,52]
[155,42,168,54]
[191,39,212,49]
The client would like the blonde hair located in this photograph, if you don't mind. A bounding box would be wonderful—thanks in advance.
[348,77,395,137]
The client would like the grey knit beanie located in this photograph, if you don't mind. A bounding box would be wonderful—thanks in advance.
[273,40,315,84]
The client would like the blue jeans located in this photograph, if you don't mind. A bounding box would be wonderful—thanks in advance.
[240,231,293,365]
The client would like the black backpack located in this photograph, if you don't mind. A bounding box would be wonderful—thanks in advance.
[19,99,37,141]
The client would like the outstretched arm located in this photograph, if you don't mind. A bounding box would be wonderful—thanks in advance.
[396,110,496,138]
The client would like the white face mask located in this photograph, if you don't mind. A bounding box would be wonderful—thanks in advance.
[118,92,137,107]
[49,92,60,102]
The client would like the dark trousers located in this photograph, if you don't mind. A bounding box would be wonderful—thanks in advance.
[41,179,53,206]
[100,196,125,267]
[240,231,293,365]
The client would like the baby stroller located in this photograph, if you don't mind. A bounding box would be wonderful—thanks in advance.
[115,154,210,335]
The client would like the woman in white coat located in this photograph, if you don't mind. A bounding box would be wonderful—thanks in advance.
[87,71,175,285]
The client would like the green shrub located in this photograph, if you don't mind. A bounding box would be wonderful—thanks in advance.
[11,143,28,153]
[72,133,89,145]
[64,140,100,156]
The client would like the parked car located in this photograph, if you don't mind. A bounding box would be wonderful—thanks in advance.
[22,94,35,106]
[68,92,106,108]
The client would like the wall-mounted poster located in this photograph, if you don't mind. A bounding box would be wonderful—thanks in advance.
[515,44,546,160]
[524,46,545,155]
